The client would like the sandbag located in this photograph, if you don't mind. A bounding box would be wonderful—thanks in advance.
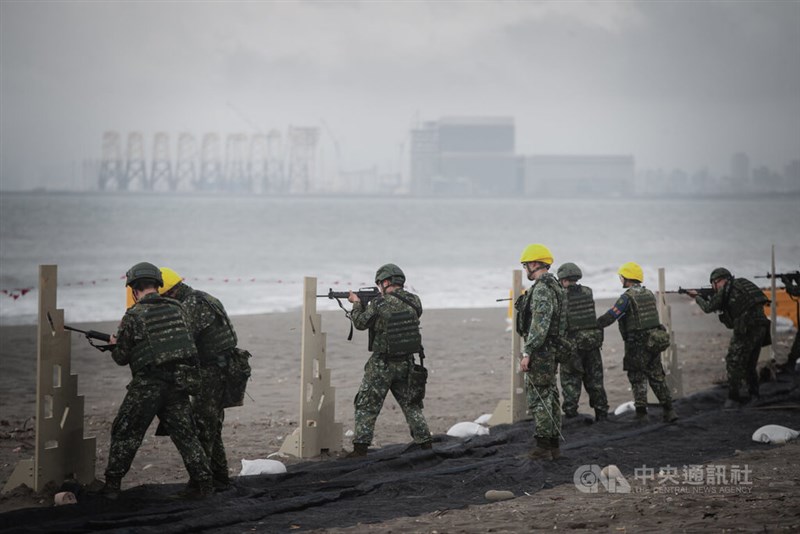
[446,421,489,438]
[751,424,799,444]
[239,458,287,476]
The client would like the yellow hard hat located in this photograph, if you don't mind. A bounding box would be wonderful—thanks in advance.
[618,262,644,282]
[519,244,554,265]
[158,267,183,295]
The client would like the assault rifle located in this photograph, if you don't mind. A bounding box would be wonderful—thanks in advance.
[754,271,800,283]
[47,311,113,352]
[664,287,715,299]
[317,287,381,340]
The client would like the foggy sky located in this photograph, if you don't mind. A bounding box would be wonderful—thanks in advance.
[1,0,799,190]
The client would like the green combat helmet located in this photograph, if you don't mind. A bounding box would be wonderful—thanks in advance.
[125,262,164,287]
[709,267,732,284]
[557,262,583,281]
[375,263,406,286]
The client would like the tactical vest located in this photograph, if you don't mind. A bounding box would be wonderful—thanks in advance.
[128,296,197,375]
[621,286,660,332]
[515,274,566,341]
[726,277,768,320]
[193,291,238,365]
[565,285,597,332]
[540,273,567,341]
[383,292,422,355]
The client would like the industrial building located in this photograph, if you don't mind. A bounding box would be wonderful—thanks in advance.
[410,117,521,196]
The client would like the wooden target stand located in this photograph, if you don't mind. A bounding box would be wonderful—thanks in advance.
[2,265,96,493]
[278,277,343,458]
[488,270,528,426]
[654,267,684,401]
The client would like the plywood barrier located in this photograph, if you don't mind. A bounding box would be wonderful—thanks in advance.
[2,265,96,493]
[278,277,343,458]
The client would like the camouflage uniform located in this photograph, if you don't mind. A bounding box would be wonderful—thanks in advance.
[105,292,211,488]
[521,272,567,444]
[598,284,674,413]
[350,289,431,447]
[695,276,770,401]
[169,282,237,485]
[559,284,609,419]
[782,275,800,371]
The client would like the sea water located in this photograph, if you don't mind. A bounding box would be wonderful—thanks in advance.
[1,192,798,325]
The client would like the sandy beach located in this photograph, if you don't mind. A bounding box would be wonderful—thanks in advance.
[1,296,799,531]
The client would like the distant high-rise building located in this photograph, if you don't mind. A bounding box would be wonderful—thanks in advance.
[523,155,635,197]
[410,117,518,195]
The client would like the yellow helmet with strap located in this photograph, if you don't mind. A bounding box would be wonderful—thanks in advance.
[618,262,644,283]
[158,267,183,295]
[519,244,554,265]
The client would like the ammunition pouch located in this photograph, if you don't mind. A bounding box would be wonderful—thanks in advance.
[222,348,252,408]
[408,360,428,407]
[174,363,202,395]
[573,329,603,352]
[645,325,671,353]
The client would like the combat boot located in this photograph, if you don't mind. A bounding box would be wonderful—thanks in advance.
[635,407,648,422]
[595,409,608,423]
[98,477,121,500]
[347,443,369,458]
[420,441,432,450]
[528,438,553,461]
[662,406,678,423]
[549,438,561,460]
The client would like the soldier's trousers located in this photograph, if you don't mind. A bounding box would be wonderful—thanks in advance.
[105,374,211,484]
[726,325,768,400]
[525,371,561,441]
[353,354,431,446]
[559,347,609,416]
[192,365,229,481]
[624,346,673,410]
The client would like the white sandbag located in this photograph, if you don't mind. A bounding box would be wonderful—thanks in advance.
[751,424,799,445]
[447,421,490,438]
[239,458,288,476]
[614,401,635,416]
[473,413,493,425]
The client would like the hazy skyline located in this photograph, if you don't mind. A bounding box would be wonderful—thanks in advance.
[1,0,799,190]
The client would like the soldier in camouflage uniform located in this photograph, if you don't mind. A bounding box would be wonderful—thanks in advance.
[517,244,568,461]
[556,262,609,422]
[597,262,677,423]
[346,264,431,457]
[687,268,770,407]
[100,262,212,499]
[160,267,237,488]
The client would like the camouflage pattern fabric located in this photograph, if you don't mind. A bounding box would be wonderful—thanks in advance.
[559,346,609,417]
[695,277,770,400]
[782,277,799,370]
[192,365,230,482]
[105,373,211,484]
[106,292,211,484]
[624,331,674,409]
[597,287,673,410]
[351,289,431,446]
[169,282,236,481]
[522,272,566,440]
[352,354,431,446]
